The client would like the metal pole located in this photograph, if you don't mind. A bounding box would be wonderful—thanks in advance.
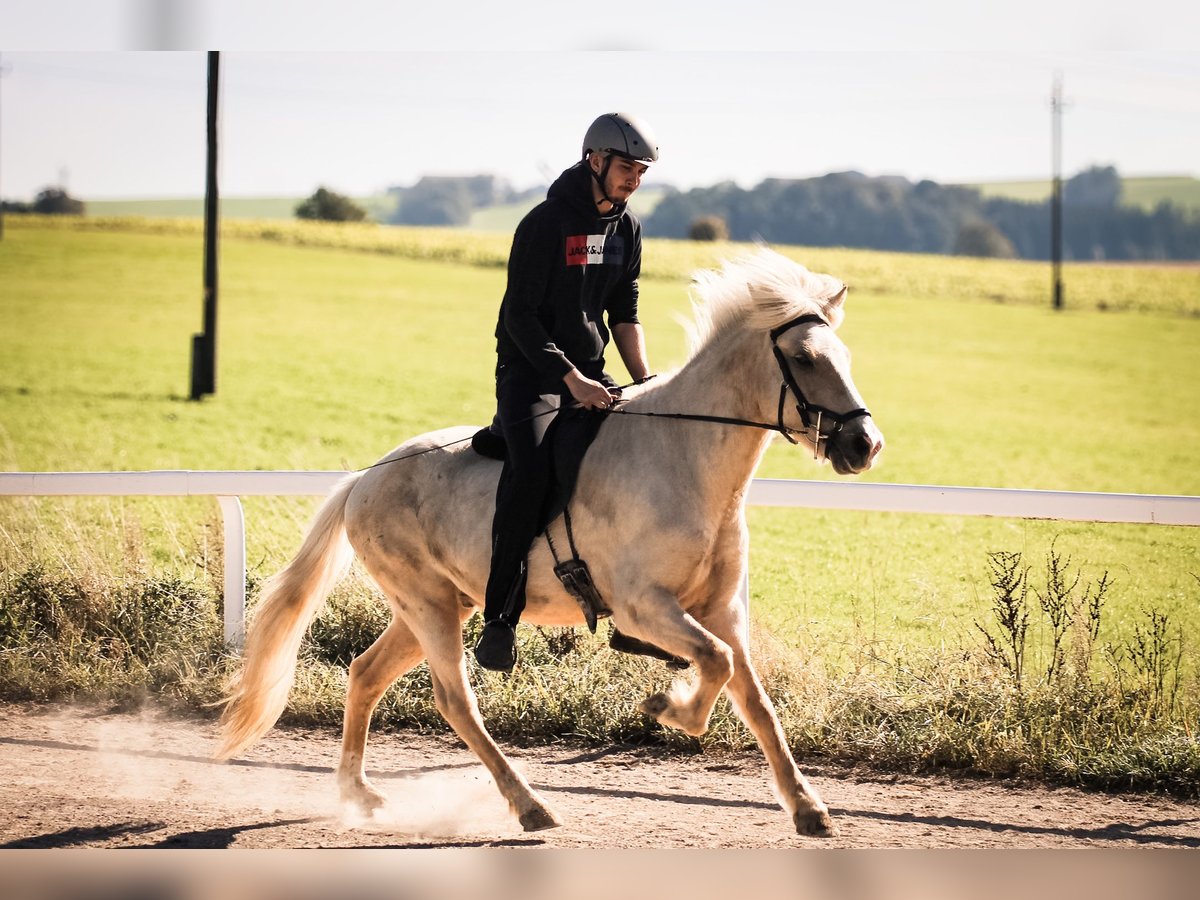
[1050,71,1064,310]
[0,52,8,242]
[191,51,220,399]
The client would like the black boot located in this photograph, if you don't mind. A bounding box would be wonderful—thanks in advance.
[610,629,690,670]
[474,621,517,672]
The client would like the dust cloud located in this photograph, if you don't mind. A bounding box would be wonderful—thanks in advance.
[50,705,519,839]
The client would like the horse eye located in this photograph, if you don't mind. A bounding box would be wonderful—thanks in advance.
[791,353,815,369]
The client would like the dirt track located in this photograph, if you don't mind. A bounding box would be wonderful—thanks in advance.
[1,702,1198,850]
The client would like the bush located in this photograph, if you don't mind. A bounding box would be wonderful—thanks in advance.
[954,220,1017,258]
[0,563,225,704]
[687,214,729,242]
[295,187,367,222]
[32,188,84,215]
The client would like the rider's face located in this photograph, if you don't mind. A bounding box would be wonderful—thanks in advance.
[591,153,648,204]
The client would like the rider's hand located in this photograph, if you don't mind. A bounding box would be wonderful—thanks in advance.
[564,369,617,410]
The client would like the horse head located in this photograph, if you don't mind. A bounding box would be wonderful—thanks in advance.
[693,248,885,475]
[767,295,885,474]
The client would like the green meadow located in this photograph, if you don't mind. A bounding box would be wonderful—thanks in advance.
[963,174,1200,212]
[2,215,1199,791]
[2,215,1198,655]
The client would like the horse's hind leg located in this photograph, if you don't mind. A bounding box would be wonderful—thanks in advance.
[338,615,426,814]
[614,586,734,736]
[702,600,834,837]
[408,601,562,832]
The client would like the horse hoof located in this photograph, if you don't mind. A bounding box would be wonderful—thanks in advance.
[339,780,389,816]
[794,807,836,837]
[519,806,562,832]
[639,693,670,718]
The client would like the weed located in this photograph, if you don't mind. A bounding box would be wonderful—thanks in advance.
[1125,608,1184,718]
[976,550,1029,685]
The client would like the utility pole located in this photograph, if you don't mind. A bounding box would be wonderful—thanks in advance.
[1050,70,1066,310]
[190,51,220,400]
[0,53,9,242]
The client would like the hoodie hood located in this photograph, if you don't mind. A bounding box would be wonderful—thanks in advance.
[547,162,626,223]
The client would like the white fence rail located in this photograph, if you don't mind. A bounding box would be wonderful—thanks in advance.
[3,471,1198,648]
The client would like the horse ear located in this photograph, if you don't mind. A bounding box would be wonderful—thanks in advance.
[819,283,847,328]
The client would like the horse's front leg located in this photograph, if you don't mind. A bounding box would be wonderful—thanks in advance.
[612,585,734,736]
[701,598,835,837]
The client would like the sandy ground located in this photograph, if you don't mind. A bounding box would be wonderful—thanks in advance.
[0,701,1198,851]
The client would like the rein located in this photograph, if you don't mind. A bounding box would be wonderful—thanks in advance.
[599,406,802,438]
[359,312,871,472]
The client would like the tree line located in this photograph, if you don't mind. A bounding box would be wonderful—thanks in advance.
[9,166,1196,261]
[644,166,1200,261]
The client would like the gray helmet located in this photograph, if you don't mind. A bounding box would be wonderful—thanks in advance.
[582,112,659,165]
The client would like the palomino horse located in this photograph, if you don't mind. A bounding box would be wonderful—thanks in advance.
[217,247,884,837]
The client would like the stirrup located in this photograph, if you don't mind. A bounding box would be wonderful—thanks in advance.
[553,558,608,633]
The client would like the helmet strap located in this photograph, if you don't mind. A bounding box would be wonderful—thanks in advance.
[587,153,624,214]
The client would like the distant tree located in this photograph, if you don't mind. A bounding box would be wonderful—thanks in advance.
[32,187,84,215]
[391,177,474,226]
[687,214,729,241]
[295,187,367,222]
[1064,166,1121,209]
[384,174,519,227]
[953,220,1018,258]
[1,199,32,213]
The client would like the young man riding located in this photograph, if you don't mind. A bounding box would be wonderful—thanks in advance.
[474,112,659,672]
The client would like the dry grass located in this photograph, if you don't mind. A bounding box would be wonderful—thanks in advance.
[2,544,1196,797]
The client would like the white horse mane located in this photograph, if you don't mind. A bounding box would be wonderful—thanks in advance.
[685,247,847,356]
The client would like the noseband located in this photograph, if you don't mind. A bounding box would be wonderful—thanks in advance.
[769,314,872,454]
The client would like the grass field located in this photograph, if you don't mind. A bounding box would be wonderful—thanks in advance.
[2,214,1197,645]
[963,174,1200,212]
[1,216,1197,789]
[86,194,403,223]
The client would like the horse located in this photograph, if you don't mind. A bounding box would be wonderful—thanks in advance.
[216,247,885,837]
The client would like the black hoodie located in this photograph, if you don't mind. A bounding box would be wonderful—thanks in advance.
[494,161,642,394]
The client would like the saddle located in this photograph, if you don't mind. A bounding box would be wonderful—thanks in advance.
[471,404,604,532]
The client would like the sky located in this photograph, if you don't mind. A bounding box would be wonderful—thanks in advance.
[1,4,1198,201]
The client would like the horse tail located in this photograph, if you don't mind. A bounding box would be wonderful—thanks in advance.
[215,472,361,760]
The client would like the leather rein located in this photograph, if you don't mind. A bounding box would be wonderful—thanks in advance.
[359,313,872,473]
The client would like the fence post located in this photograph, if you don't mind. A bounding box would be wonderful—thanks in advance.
[216,496,245,648]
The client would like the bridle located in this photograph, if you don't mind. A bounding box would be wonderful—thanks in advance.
[768,313,872,457]
[597,312,872,458]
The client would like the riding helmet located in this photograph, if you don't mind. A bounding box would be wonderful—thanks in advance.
[582,112,660,165]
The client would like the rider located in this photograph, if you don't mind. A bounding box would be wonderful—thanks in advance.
[474,112,659,672]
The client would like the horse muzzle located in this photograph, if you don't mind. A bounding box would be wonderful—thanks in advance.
[827,418,884,475]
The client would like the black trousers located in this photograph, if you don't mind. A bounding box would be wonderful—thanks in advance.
[482,361,613,627]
